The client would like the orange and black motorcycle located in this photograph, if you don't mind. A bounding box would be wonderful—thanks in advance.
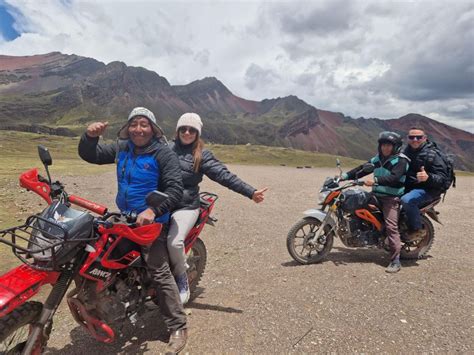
[286,160,441,264]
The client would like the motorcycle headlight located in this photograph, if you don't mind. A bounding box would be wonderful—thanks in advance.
[318,190,330,205]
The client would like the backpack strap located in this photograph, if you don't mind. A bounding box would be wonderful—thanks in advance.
[398,152,411,162]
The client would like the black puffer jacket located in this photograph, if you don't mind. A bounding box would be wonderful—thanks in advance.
[403,140,447,196]
[169,141,256,210]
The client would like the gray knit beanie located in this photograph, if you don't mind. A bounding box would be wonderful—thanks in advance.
[118,107,164,139]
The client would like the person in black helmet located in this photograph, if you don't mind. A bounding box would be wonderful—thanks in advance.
[340,131,409,273]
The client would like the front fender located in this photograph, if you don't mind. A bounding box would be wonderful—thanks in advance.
[303,209,336,228]
[0,264,59,317]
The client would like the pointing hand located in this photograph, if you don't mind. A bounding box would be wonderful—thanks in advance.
[252,187,268,203]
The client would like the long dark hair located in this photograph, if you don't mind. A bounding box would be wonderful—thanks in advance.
[192,138,205,173]
[176,134,205,173]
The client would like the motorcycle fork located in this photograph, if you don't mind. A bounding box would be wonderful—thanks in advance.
[312,209,334,241]
[22,256,87,354]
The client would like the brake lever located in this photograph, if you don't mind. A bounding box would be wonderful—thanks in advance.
[353,179,365,186]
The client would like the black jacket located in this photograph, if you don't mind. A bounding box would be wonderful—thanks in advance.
[403,141,447,196]
[78,133,183,217]
[169,141,256,210]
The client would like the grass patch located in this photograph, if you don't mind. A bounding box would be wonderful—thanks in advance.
[0,131,111,178]
[455,170,474,177]
[208,143,363,168]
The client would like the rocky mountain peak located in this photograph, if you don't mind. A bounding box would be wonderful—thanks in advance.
[0,52,472,170]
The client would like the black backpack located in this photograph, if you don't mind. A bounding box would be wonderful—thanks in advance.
[425,146,456,193]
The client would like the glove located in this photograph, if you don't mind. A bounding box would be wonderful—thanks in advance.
[340,173,349,181]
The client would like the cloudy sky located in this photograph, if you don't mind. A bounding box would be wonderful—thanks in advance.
[1,0,473,132]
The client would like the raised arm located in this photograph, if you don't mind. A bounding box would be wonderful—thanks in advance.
[78,122,117,164]
[200,150,256,199]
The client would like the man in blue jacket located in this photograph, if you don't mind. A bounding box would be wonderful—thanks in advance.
[78,107,187,354]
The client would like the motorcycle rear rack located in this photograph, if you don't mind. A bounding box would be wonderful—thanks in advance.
[0,214,93,271]
[199,192,218,207]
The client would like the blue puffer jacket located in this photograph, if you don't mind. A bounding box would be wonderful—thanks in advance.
[78,134,183,223]
[116,141,169,222]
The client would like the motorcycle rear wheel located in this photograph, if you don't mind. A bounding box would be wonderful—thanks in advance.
[187,238,207,301]
[287,217,334,264]
[0,301,45,355]
[401,215,435,259]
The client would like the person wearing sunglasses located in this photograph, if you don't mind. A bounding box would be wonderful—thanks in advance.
[401,127,448,241]
[168,112,268,304]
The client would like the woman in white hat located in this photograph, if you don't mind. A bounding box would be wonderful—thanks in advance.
[168,112,268,304]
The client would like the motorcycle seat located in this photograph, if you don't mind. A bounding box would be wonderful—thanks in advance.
[419,197,441,211]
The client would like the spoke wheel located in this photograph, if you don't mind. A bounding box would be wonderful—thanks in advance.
[287,217,334,264]
[401,215,435,259]
[186,238,207,301]
[0,301,45,355]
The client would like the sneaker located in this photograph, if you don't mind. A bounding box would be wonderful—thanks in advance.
[385,260,401,273]
[175,273,190,305]
[406,229,427,241]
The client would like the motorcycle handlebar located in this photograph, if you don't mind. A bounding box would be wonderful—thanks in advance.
[69,195,108,215]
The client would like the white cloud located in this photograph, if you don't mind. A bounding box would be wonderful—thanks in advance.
[0,0,473,132]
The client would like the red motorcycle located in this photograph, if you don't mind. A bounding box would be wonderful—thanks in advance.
[0,146,217,354]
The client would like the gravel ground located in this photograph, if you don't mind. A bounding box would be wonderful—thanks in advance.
[4,165,473,354]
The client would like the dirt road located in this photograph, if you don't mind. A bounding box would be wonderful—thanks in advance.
[5,165,473,353]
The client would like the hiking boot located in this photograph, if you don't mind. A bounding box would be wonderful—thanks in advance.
[175,272,190,305]
[385,260,401,273]
[406,229,427,241]
[165,329,188,355]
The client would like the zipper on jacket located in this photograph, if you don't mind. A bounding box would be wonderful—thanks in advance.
[124,155,137,212]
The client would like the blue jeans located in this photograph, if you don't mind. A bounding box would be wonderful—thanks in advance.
[401,189,435,231]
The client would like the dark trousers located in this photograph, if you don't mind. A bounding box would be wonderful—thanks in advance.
[378,196,401,261]
[143,231,187,331]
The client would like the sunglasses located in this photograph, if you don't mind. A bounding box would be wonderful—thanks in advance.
[408,135,425,141]
[179,126,198,134]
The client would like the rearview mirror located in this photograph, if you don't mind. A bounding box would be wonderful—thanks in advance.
[336,158,343,176]
[38,145,52,166]
[145,191,169,208]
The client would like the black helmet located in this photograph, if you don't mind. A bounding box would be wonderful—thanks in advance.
[378,131,402,154]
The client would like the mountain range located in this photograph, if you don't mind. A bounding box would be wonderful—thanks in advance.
[0,52,473,170]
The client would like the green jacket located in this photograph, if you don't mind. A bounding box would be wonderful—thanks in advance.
[345,153,409,197]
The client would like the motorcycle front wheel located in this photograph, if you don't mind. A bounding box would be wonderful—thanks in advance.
[0,301,45,355]
[286,217,334,264]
